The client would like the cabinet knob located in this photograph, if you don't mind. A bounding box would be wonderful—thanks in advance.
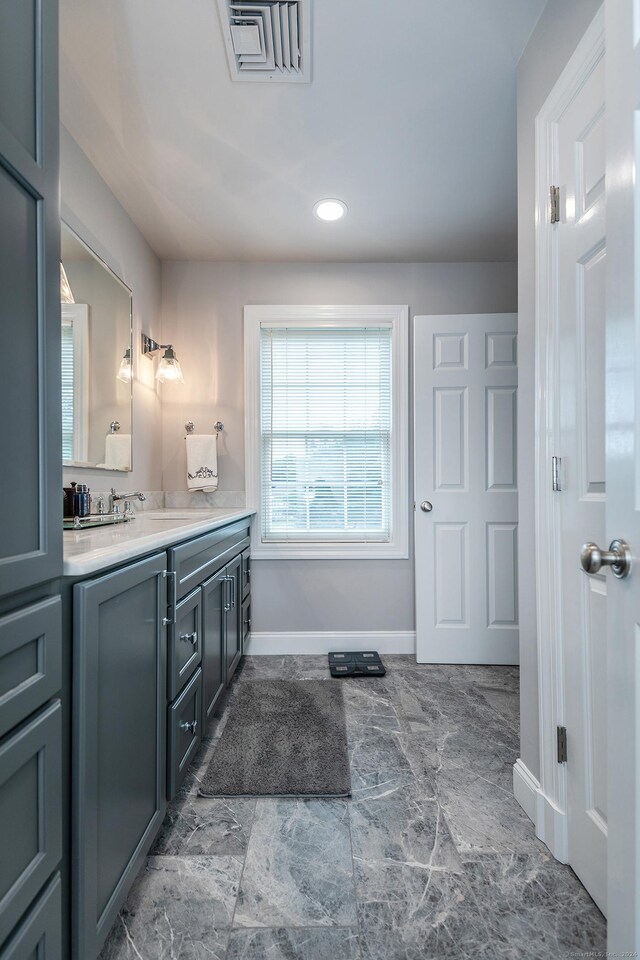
[179,719,198,734]
[180,631,198,646]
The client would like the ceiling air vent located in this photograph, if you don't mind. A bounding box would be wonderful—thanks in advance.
[217,0,310,83]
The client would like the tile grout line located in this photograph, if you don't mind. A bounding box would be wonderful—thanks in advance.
[345,700,365,960]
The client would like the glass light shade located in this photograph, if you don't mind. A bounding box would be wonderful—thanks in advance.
[117,348,132,383]
[156,348,184,384]
[60,262,75,303]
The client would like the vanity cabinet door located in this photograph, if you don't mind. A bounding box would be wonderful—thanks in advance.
[167,668,202,800]
[0,0,61,598]
[168,588,201,701]
[72,552,168,960]
[225,555,243,686]
[0,874,61,960]
[201,569,226,730]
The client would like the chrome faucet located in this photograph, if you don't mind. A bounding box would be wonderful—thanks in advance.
[109,488,146,513]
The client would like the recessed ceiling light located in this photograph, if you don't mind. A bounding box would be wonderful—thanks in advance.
[314,198,347,222]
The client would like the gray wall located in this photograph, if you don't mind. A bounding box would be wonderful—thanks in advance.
[516,0,602,779]
[161,260,517,636]
[60,126,163,491]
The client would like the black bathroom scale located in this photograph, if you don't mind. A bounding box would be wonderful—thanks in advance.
[328,651,386,678]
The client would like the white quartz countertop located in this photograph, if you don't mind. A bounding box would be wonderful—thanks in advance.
[63,508,256,577]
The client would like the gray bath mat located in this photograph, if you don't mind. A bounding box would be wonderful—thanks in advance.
[198,680,351,798]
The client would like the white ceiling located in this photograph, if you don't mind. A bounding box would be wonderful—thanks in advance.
[60,0,545,262]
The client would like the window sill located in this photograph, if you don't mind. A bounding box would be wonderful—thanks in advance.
[250,540,409,560]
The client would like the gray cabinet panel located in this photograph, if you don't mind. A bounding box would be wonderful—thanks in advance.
[241,549,250,601]
[225,556,242,686]
[73,552,167,960]
[0,0,37,159]
[169,522,250,602]
[0,0,61,598]
[168,589,201,701]
[0,702,62,947]
[0,598,61,739]
[201,570,226,730]
[167,668,202,800]
[0,873,61,960]
[242,596,251,649]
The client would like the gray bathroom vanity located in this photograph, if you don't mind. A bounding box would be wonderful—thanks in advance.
[66,509,252,960]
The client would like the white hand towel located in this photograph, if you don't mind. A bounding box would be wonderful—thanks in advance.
[186,434,218,493]
[103,433,132,471]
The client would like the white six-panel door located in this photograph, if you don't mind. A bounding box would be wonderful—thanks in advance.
[606,0,640,950]
[553,44,607,914]
[414,314,518,664]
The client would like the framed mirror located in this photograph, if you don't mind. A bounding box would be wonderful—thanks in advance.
[60,222,133,471]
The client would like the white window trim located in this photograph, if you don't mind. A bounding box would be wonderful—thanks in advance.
[244,304,409,560]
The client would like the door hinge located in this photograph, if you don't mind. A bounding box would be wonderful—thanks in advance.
[557,725,568,763]
[550,185,560,224]
[552,456,562,492]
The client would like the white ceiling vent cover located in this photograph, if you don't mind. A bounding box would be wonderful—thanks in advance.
[217,0,310,83]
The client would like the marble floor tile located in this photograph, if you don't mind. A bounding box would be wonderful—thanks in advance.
[436,767,548,856]
[448,664,520,693]
[476,684,521,730]
[100,655,607,958]
[350,794,461,873]
[464,853,606,959]
[226,926,361,959]
[235,799,357,928]
[355,858,494,960]
[152,796,256,856]
[349,728,421,802]
[98,855,242,960]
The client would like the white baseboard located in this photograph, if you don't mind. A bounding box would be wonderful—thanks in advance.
[513,759,539,823]
[245,630,416,656]
[513,759,568,863]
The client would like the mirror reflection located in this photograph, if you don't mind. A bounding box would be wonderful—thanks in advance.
[61,222,133,471]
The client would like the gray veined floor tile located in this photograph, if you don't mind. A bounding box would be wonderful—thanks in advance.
[463,853,606,959]
[349,729,417,802]
[151,796,256,856]
[476,684,520,731]
[98,855,242,960]
[436,766,548,857]
[355,858,494,960]
[226,926,361,960]
[349,794,461,873]
[448,664,520,693]
[234,799,357,928]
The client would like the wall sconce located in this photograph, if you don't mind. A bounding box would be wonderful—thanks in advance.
[117,347,133,383]
[141,333,184,384]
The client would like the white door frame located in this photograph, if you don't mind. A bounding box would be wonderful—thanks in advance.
[526,7,605,862]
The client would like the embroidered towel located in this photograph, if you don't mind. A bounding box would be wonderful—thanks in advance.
[186,434,218,493]
[98,433,132,471]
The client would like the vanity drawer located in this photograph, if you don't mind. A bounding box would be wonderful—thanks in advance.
[168,668,202,800]
[168,589,202,701]
[169,521,251,601]
[0,873,61,960]
[241,549,250,600]
[242,596,251,648]
[0,597,61,740]
[0,701,62,947]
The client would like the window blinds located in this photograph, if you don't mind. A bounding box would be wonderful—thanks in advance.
[61,319,75,461]
[259,324,393,543]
